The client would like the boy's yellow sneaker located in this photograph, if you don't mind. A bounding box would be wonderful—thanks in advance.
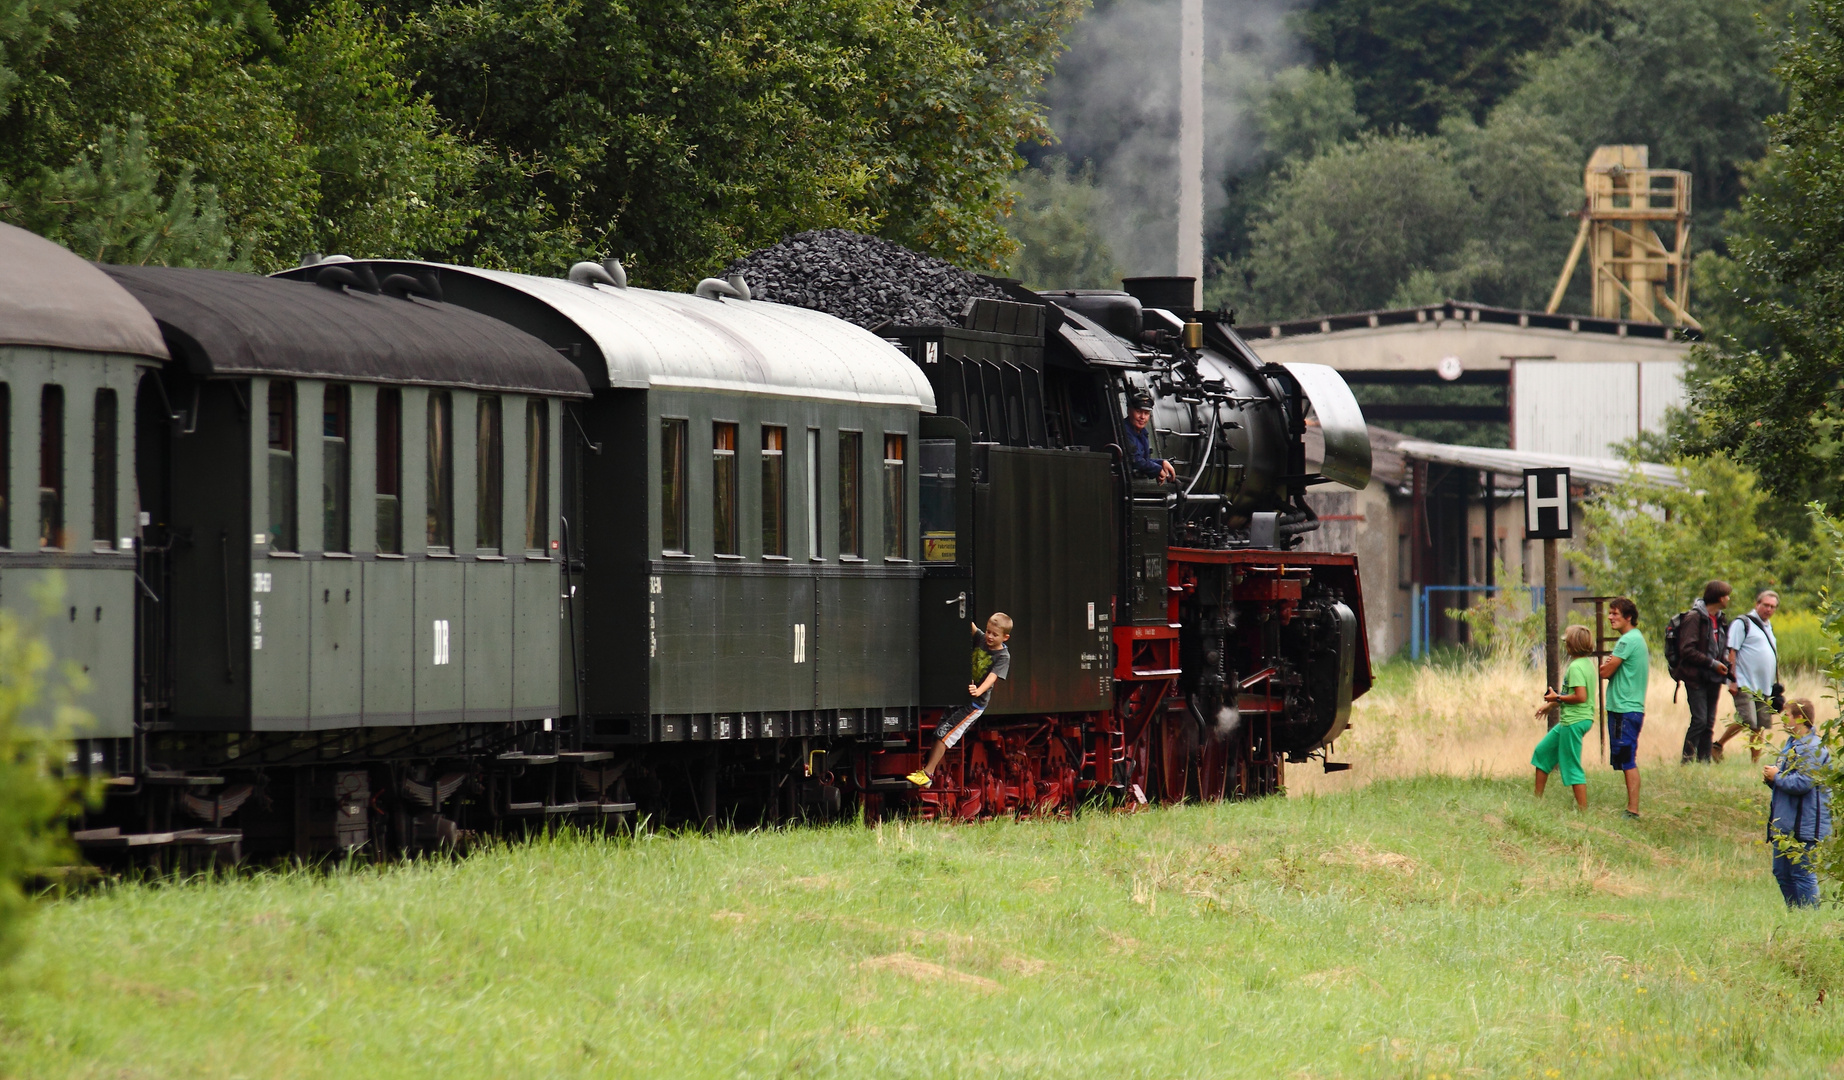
[906,770,932,788]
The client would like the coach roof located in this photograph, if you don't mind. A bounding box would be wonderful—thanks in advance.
[0,224,170,361]
[293,261,936,410]
[105,265,591,397]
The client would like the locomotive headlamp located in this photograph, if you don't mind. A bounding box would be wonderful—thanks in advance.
[1182,321,1203,349]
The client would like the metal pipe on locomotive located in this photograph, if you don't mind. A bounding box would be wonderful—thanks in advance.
[1,221,1373,863]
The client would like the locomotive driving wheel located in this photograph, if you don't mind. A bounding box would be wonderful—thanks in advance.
[1155,710,1192,803]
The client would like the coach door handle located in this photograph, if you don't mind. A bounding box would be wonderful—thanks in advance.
[945,591,966,619]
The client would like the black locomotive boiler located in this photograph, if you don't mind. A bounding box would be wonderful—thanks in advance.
[4,219,1373,860]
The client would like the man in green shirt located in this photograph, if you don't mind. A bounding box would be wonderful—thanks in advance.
[1601,597,1649,818]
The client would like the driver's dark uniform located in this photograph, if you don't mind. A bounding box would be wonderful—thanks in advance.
[1125,423,1164,479]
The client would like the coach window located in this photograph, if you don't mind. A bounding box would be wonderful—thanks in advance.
[376,389,402,554]
[660,418,687,554]
[426,390,453,552]
[806,427,820,559]
[476,396,503,554]
[322,385,350,552]
[524,400,549,553]
[92,388,117,551]
[267,382,296,551]
[37,385,62,549]
[920,439,955,563]
[882,434,906,560]
[0,383,10,548]
[713,422,738,556]
[838,430,862,559]
[761,425,786,557]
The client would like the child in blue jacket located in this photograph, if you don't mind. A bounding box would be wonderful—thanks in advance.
[1764,699,1832,908]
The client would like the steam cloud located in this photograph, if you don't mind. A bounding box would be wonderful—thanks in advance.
[1037,0,1308,276]
[1215,704,1241,737]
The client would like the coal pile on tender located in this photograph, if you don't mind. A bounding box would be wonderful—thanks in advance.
[723,229,1011,329]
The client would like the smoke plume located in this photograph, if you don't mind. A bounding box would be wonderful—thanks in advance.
[1035,0,1308,276]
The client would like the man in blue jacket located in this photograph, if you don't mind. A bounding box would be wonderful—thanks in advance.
[1125,389,1174,482]
[1764,698,1832,908]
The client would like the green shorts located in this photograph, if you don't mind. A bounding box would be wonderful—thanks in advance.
[1532,717,1594,786]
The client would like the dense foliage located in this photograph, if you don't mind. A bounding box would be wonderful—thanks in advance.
[1681,0,1844,508]
[1569,456,1796,629]
[0,602,90,970]
[0,0,1083,281]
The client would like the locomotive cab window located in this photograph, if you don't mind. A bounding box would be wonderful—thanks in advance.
[761,424,785,557]
[837,430,861,559]
[660,417,687,554]
[322,385,349,553]
[92,388,116,551]
[37,385,63,549]
[476,395,502,554]
[426,390,453,553]
[712,422,738,556]
[882,434,906,560]
[920,438,955,563]
[266,382,295,551]
[524,399,549,553]
[376,389,402,554]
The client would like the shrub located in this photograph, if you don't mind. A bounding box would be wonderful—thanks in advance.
[1773,610,1827,672]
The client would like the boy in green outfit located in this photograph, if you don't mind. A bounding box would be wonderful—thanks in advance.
[1532,624,1598,809]
[1600,597,1647,817]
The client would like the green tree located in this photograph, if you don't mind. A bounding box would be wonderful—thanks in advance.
[0,117,237,265]
[1233,132,1473,318]
[1501,0,1787,241]
[1005,156,1118,289]
[1679,0,1844,507]
[0,603,91,970]
[1570,455,1793,629]
[1297,0,1573,133]
[404,0,1082,285]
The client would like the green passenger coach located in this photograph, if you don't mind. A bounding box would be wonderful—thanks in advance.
[0,225,170,740]
[286,261,937,747]
[105,264,591,734]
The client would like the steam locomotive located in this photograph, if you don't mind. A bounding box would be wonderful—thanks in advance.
[1,221,1371,862]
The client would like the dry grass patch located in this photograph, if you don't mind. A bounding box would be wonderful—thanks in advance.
[859,953,1001,991]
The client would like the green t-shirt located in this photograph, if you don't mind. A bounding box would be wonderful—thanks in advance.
[1561,655,1597,723]
[1606,628,1649,713]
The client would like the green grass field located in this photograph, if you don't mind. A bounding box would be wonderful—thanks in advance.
[2,760,1841,1079]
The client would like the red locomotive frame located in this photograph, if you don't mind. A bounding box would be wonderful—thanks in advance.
[885,548,1370,818]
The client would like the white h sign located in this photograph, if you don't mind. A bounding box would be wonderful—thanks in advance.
[1523,468,1572,539]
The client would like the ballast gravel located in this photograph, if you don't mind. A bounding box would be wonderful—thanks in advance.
[722,229,1010,329]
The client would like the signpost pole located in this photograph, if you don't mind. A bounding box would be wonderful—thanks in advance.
[1544,538,1559,730]
[1524,467,1572,733]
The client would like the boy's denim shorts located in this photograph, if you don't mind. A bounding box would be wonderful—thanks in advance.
[1608,711,1644,771]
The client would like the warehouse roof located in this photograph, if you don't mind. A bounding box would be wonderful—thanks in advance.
[0,224,169,361]
[105,266,591,397]
[287,261,936,410]
[1393,439,1685,488]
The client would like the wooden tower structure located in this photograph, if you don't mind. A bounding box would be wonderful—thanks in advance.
[1546,145,1699,329]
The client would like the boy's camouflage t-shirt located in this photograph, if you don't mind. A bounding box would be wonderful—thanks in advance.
[970,626,1011,707]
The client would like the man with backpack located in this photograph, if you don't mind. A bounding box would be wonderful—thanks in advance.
[1668,580,1732,764]
[1715,590,1781,765]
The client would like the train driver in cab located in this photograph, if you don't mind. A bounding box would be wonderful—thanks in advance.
[1126,388,1175,483]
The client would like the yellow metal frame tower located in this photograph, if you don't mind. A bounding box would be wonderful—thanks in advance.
[1547,145,1699,329]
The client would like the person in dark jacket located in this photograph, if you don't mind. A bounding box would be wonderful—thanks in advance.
[1124,389,1174,482]
[1764,698,1832,908]
[1679,580,1732,763]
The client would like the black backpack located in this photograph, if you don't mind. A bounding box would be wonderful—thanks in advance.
[1663,609,1692,685]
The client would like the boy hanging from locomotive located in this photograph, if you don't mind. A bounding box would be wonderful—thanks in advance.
[909,613,1014,788]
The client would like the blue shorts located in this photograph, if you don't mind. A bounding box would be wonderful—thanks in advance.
[934,703,986,748]
[1608,711,1644,771]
